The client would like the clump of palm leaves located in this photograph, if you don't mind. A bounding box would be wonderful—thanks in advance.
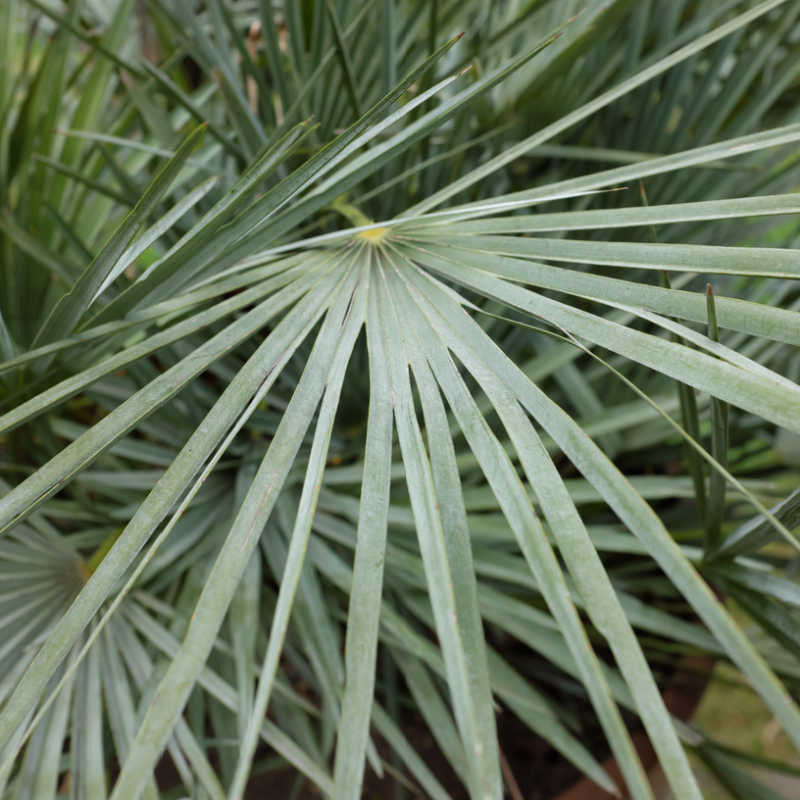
[2,1,800,798]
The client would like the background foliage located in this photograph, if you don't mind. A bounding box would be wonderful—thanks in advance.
[2,0,800,798]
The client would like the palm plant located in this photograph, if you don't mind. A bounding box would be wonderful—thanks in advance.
[2,0,800,797]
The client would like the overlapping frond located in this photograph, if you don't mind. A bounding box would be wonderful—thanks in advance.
[2,1,800,798]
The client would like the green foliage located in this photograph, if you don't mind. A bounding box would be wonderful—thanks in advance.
[1,1,800,798]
